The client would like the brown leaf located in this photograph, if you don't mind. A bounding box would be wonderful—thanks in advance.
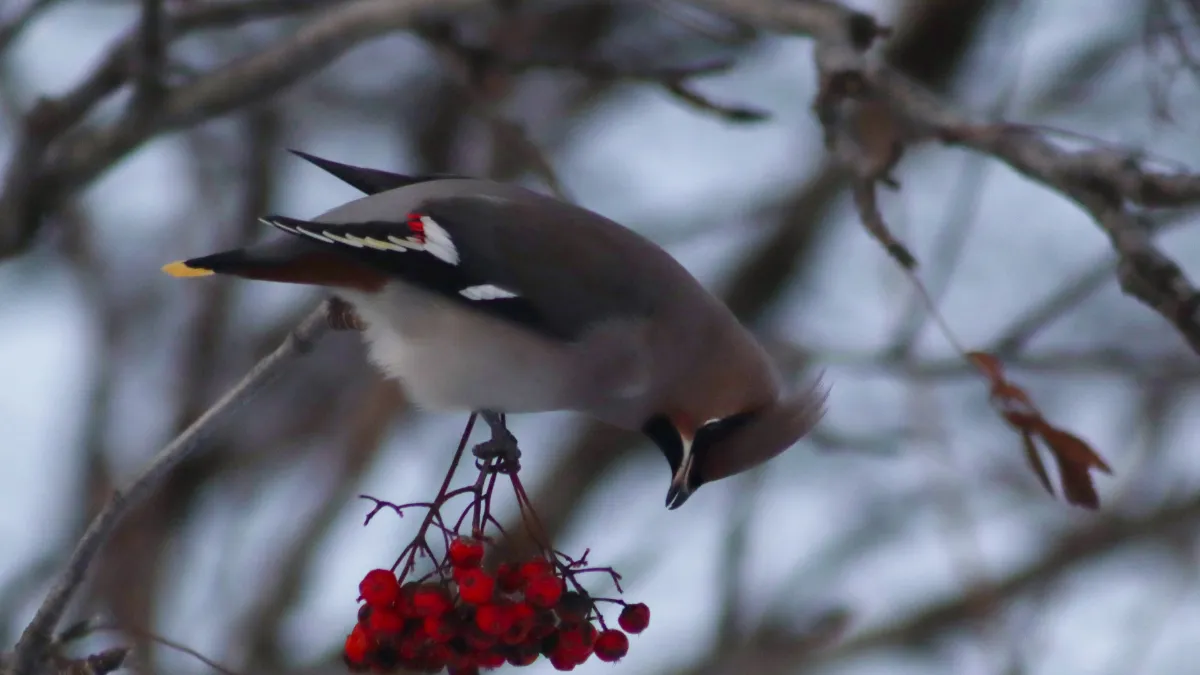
[1001,409,1042,432]
[965,351,1005,383]
[1020,430,1054,496]
[991,381,1035,409]
[967,351,1112,508]
[1036,423,1113,509]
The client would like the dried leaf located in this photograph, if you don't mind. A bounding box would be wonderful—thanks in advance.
[1038,423,1113,474]
[966,351,1005,383]
[1020,430,1054,496]
[1037,423,1113,509]
[967,351,1112,508]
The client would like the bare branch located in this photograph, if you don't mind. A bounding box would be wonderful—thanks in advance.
[134,0,167,102]
[689,0,1200,355]
[0,0,491,261]
[8,303,332,675]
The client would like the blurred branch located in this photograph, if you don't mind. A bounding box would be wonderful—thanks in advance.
[885,0,1038,356]
[491,0,997,576]
[817,347,1200,380]
[0,0,62,55]
[989,209,1197,354]
[134,0,166,102]
[86,106,288,653]
[242,382,404,668]
[818,496,1200,666]
[1,648,127,675]
[712,472,762,654]
[8,303,332,675]
[687,0,1200,354]
[0,0,489,260]
[698,492,1200,673]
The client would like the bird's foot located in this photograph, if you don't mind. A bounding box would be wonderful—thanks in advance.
[473,413,521,474]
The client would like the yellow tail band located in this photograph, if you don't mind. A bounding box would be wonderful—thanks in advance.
[162,261,214,278]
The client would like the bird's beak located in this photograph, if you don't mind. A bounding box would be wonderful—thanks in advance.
[665,451,695,510]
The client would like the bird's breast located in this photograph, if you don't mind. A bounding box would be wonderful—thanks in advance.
[339,284,589,414]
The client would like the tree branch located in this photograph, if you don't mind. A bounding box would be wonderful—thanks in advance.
[8,303,331,675]
[0,0,489,261]
[689,0,1200,355]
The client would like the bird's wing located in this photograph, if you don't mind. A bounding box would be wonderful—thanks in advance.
[261,184,690,343]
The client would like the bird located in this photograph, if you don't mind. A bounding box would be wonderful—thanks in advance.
[162,150,826,509]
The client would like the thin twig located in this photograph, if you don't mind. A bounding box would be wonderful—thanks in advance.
[9,303,331,675]
[135,0,167,102]
[91,623,241,675]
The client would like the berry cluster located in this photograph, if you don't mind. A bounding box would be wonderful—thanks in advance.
[344,538,649,673]
[342,416,648,673]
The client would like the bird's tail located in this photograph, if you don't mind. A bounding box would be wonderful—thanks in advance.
[161,238,386,291]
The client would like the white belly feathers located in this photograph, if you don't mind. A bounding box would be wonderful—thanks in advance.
[340,284,586,414]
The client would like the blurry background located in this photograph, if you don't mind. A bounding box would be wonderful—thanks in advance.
[3,0,1200,674]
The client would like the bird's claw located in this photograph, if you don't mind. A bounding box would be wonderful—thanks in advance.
[472,435,522,474]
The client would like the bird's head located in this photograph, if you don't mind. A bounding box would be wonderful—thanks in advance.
[642,381,827,510]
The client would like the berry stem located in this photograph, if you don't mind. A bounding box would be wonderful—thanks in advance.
[507,472,554,554]
[391,414,477,578]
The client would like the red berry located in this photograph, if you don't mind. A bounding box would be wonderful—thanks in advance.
[501,603,536,645]
[548,650,576,672]
[367,608,405,637]
[372,643,400,671]
[359,569,400,608]
[411,584,453,617]
[519,558,554,582]
[524,575,563,608]
[447,650,476,670]
[618,603,650,634]
[424,644,452,670]
[529,609,558,640]
[343,624,372,669]
[594,629,629,662]
[449,537,485,568]
[457,569,496,605]
[496,563,525,593]
[550,641,589,669]
[424,615,458,643]
[557,624,595,660]
[464,626,497,651]
[396,636,424,662]
[474,603,515,636]
[506,643,540,666]
[554,591,590,623]
[475,650,505,669]
[356,604,373,624]
[447,667,480,675]
[579,621,598,646]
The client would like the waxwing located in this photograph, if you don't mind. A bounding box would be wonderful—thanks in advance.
[163,151,826,509]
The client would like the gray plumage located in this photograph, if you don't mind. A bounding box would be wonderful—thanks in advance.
[319,180,778,430]
[165,153,827,509]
